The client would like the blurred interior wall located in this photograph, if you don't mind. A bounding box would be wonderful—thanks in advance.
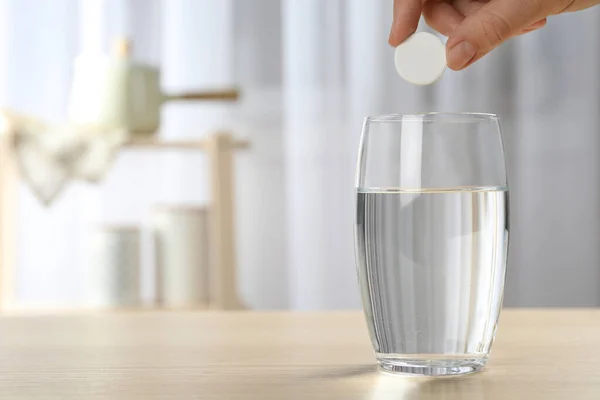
[2,0,600,308]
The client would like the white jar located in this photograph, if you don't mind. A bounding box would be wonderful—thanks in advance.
[152,206,210,308]
[84,226,141,308]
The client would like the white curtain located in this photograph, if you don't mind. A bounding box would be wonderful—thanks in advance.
[2,0,600,309]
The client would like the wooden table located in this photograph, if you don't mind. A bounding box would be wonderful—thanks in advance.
[0,310,598,399]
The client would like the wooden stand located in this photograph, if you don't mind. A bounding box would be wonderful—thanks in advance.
[0,130,17,310]
[205,134,246,310]
[0,132,248,311]
[127,134,248,310]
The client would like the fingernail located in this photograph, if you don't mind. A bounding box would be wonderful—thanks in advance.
[447,41,477,70]
[388,21,397,46]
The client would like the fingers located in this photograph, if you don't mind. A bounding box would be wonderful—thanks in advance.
[519,18,547,34]
[446,0,551,70]
[423,1,465,37]
[453,0,488,16]
[389,0,424,46]
[557,0,600,13]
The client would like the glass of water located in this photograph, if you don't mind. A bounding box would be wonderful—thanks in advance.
[355,113,509,376]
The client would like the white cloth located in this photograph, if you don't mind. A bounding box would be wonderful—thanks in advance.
[2,110,127,205]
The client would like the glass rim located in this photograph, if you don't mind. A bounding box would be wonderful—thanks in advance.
[365,112,498,123]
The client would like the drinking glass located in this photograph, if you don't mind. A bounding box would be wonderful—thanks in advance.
[354,113,509,376]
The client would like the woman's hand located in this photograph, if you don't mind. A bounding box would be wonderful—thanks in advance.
[389,0,600,70]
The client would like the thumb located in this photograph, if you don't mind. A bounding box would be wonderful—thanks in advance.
[446,0,550,70]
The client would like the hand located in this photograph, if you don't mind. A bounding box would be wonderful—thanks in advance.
[389,0,600,70]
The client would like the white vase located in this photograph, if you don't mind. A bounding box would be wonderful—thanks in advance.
[84,226,141,308]
[152,206,210,308]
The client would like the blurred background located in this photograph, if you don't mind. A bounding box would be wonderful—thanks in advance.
[0,0,598,312]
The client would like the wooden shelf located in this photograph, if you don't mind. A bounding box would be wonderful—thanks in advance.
[0,132,249,311]
[127,133,249,310]
[124,137,250,151]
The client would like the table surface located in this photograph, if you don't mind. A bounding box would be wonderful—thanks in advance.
[0,309,598,399]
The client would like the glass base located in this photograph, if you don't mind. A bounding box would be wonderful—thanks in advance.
[377,357,486,376]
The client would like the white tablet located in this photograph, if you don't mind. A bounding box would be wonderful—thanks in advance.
[394,32,447,85]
